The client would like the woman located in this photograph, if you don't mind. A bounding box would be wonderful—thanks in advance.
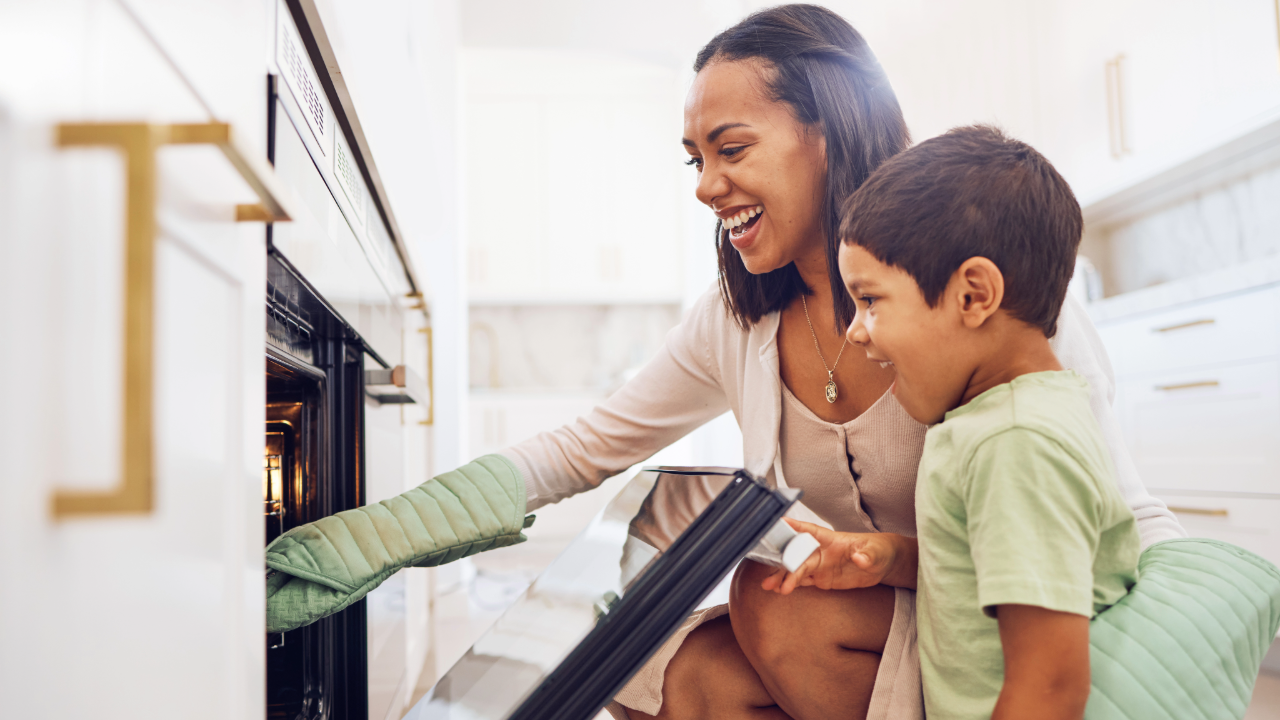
[500,6,1185,720]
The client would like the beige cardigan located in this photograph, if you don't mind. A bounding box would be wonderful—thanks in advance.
[503,286,1186,549]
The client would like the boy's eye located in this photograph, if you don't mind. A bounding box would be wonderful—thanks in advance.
[861,296,877,308]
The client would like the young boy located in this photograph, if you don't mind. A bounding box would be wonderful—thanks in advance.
[773,125,1140,719]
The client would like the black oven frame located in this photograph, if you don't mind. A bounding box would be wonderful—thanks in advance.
[265,249,374,720]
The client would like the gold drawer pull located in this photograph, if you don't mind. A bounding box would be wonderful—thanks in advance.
[51,122,291,519]
[1155,380,1220,392]
[1153,318,1215,333]
[1167,506,1229,517]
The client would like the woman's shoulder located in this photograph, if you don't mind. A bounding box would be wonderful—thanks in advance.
[682,282,773,345]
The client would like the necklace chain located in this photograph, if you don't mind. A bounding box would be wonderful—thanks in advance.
[801,294,848,403]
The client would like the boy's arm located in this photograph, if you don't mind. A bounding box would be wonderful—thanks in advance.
[992,604,1091,720]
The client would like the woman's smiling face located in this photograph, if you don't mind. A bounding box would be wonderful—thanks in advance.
[683,59,828,274]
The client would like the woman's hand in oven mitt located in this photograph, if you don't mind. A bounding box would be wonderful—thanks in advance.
[264,454,532,633]
[760,519,919,595]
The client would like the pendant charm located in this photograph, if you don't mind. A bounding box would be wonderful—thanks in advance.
[825,380,838,403]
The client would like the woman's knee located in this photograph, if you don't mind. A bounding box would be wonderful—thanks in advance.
[729,560,897,675]
[729,561,794,667]
[643,615,782,720]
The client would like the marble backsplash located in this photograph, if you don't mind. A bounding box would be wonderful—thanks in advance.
[468,303,683,392]
[1095,161,1280,296]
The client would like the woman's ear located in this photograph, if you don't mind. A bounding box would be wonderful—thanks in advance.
[952,257,1004,329]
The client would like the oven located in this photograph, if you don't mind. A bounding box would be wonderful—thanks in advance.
[264,252,371,720]
[261,2,430,717]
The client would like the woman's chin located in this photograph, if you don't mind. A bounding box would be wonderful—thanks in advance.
[736,247,786,275]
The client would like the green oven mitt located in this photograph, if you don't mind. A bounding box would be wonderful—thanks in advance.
[265,454,530,632]
[1086,538,1280,720]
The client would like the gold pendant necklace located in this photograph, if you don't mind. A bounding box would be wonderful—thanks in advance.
[801,294,848,404]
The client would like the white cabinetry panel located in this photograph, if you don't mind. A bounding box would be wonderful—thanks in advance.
[1097,285,1280,378]
[463,49,686,304]
[1156,493,1280,570]
[0,1,266,717]
[1117,359,1280,495]
[1034,0,1280,207]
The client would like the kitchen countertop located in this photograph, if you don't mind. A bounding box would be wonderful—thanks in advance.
[1086,255,1280,324]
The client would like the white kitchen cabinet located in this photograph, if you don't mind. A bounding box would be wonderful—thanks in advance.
[463,49,687,305]
[1115,358,1280,495]
[1096,285,1280,377]
[1092,269,1280,569]
[0,1,269,718]
[1155,493,1280,570]
[1033,0,1280,208]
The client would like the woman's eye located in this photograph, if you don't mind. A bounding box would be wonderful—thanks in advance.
[684,157,703,169]
[720,146,745,158]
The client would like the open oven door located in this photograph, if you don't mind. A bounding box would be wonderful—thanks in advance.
[404,467,801,720]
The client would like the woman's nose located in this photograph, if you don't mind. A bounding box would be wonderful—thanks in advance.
[694,162,731,209]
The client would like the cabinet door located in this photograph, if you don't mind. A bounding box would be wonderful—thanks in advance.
[0,1,266,718]
[1116,358,1280,495]
[1039,0,1280,203]
[1154,493,1280,570]
[464,50,685,304]
[1116,0,1280,163]
[1029,0,1120,200]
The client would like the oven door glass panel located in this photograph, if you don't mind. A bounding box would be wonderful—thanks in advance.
[405,467,798,720]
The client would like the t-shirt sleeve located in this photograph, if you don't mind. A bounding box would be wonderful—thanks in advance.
[964,428,1102,618]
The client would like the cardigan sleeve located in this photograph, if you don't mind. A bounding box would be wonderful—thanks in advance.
[1051,293,1187,548]
[501,287,734,511]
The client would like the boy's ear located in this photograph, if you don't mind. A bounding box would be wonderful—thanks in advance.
[951,257,1004,329]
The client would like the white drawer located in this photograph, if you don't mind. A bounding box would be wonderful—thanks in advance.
[1097,285,1280,378]
[1154,493,1280,571]
[1117,358,1280,495]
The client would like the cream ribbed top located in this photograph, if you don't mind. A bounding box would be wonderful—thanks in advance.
[779,383,926,537]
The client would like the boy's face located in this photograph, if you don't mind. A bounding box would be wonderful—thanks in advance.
[839,243,972,425]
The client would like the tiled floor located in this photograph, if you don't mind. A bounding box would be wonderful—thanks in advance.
[1251,670,1280,719]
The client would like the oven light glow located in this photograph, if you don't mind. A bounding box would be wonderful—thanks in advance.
[263,454,283,506]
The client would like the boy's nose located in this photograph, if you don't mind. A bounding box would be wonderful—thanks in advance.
[846,317,869,346]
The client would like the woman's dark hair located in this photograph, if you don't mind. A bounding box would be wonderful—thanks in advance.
[696,4,910,330]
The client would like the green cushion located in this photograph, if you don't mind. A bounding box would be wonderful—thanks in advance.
[1087,538,1280,720]
[265,454,528,633]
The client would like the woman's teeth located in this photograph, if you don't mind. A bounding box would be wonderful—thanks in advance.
[725,205,764,234]
[880,362,894,369]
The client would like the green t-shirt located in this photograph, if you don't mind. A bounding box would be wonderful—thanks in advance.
[916,370,1139,720]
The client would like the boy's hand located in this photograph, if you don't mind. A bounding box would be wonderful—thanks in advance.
[992,604,1090,720]
[759,519,917,594]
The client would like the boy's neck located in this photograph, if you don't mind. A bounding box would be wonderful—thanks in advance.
[957,316,1063,408]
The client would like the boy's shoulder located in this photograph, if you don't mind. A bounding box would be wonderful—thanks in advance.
[923,370,1108,485]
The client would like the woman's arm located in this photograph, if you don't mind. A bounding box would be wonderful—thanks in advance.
[1052,294,1186,547]
[503,287,734,511]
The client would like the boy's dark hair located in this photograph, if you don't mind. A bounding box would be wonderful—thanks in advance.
[840,125,1082,337]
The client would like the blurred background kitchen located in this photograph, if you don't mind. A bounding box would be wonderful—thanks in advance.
[2,0,1279,718]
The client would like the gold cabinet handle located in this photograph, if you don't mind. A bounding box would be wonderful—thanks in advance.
[1167,506,1229,517]
[164,122,293,223]
[417,326,435,426]
[1154,380,1220,392]
[1105,54,1131,159]
[51,122,291,519]
[1153,318,1215,333]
